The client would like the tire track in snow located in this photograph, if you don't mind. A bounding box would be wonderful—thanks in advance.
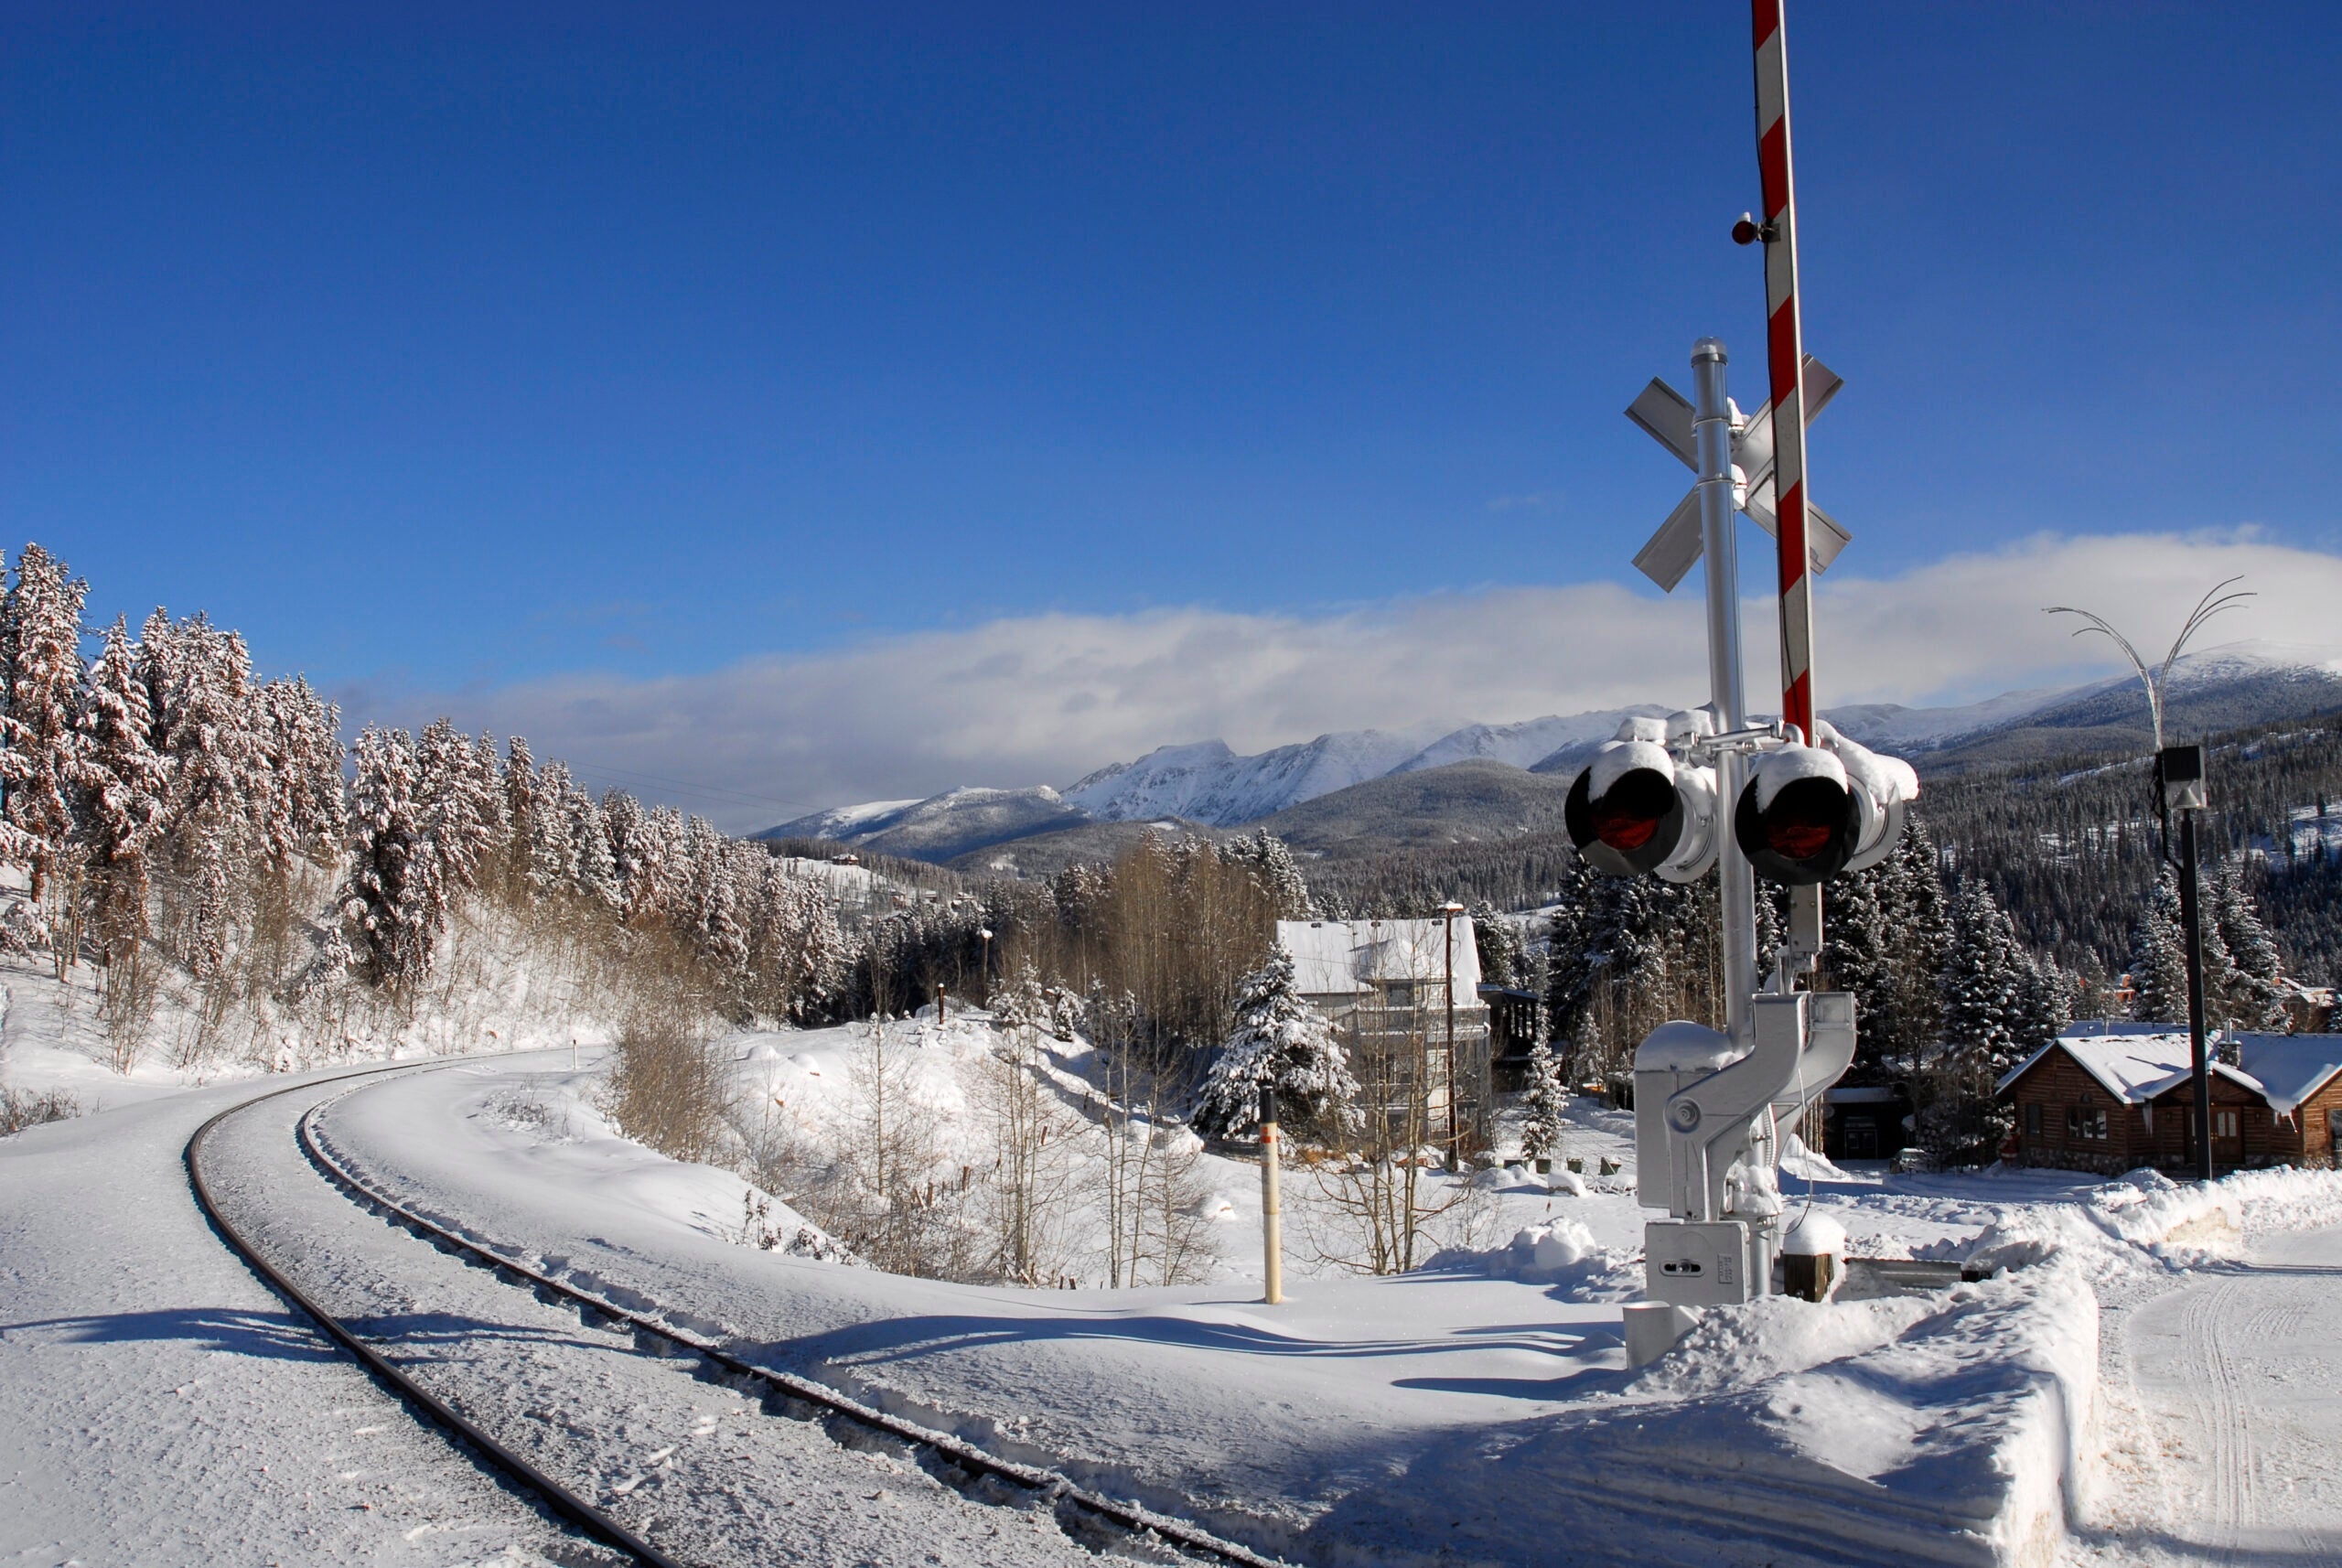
[2178,1282,2247,1556]
[2111,1233,2342,1565]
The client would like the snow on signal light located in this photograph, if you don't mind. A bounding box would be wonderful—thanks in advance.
[1735,746,1861,886]
[1566,722,1719,884]
[1733,728,1918,886]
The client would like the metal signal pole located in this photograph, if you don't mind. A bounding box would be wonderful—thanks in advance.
[1692,342,1759,1038]
[1747,0,1826,965]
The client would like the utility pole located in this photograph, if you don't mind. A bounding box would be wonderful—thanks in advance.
[1441,900,1465,1165]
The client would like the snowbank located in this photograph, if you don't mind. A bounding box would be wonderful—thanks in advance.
[1310,1262,2100,1568]
[1958,1165,2342,1277]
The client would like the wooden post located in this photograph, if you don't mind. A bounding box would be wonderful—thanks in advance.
[1260,1087,1284,1305]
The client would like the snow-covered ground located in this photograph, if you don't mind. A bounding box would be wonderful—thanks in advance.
[10,971,2342,1564]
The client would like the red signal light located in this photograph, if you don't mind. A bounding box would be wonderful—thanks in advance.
[1734,753,1862,886]
[1589,769,1676,854]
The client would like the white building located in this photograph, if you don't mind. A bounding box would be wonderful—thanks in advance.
[1278,918,1491,1148]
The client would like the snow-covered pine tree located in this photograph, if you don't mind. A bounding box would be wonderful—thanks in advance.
[146,614,266,972]
[1821,859,1896,1079]
[413,719,495,936]
[1876,821,1950,1052]
[0,544,91,900]
[1191,944,1355,1142]
[1224,827,1313,918]
[2014,951,2074,1053]
[989,954,1046,1036]
[1939,876,2028,1067]
[70,618,169,951]
[519,756,575,892]
[601,789,650,914]
[1922,876,2032,1162]
[563,775,621,907]
[748,857,843,1022]
[252,675,344,869]
[1518,1031,1567,1163]
[501,735,541,896]
[1046,982,1085,1041]
[2128,868,2190,1025]
[281,676,347,851]
[341,725,435,988]
[679,815,749,981]
[2212,866,2290,1031]
[1470,899,1522,987]
[1541,856,1602,1046]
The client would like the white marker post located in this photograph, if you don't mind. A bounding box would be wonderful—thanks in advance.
[1260,1087,1284,1305]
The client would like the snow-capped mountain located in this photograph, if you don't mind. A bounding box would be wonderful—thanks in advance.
[1390,709,1668,776]
[1062,726,1448,826]
[764,797,927,844]
[757,640,2342,860]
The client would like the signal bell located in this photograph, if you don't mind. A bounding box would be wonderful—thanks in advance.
[1566,715,1719,884]
[1733,723,1918,886]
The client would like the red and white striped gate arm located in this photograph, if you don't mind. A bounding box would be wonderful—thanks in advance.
[1752,0,1814,744]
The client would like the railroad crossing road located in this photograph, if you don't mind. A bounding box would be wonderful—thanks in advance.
[2121,1223,2342,1563]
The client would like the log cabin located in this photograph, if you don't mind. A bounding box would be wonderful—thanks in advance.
[1997,1022,2342,1176]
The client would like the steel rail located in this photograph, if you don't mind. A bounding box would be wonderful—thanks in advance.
[297,1078,1291,1568]
[186,1067,684,1568]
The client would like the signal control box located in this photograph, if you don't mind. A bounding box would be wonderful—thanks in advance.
[1645,1219,1756,1307]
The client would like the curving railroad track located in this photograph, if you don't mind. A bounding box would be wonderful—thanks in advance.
[187,1063,1286,1568]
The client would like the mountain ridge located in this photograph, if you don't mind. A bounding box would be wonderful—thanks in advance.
[757,640,2342,864]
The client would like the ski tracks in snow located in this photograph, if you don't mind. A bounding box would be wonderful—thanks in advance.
[2077,1226,2342,1565]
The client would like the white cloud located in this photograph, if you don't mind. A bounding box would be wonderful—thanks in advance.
[352,532,2342,832]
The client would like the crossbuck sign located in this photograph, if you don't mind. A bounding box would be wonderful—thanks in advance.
[1623,354,1852,594]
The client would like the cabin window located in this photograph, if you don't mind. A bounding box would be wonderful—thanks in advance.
[2214,1110,2240,1139]
[2025,1103,2042,1136]
[1385,982,1415,1009]
[2065,1104,2107,1140]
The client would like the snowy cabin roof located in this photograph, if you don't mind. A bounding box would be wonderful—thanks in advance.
[1278,918,1482,998]
[1997,1025,2342,1119]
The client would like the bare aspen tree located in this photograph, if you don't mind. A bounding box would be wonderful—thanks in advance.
[981,956,1083,1285]
[1083,982,1219,1286]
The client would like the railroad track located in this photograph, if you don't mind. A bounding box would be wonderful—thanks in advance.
[188,1066,680,1566]
[188,1064,1287,1568]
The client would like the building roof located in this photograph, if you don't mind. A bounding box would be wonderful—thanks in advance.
[1278,918,1482,997]
[1998,1023,2342,1119]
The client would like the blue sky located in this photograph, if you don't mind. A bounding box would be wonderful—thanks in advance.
[4,5,2337,818]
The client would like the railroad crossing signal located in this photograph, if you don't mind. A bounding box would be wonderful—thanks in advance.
[1624,353,1852,593]
[1569,712,1914,890]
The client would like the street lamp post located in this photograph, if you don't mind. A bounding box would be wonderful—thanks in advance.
[2046,580,2251,1182]
[2163,745,2214,1179]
